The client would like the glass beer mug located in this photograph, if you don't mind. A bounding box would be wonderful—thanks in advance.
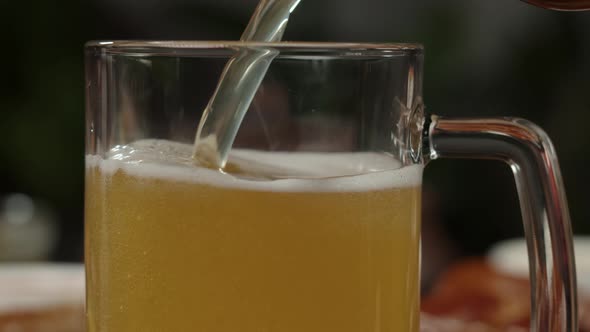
[85,41,577,332]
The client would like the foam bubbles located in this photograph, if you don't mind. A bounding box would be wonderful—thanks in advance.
[87,140,423,192]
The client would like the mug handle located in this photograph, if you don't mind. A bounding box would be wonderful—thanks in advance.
[424,116,578,332]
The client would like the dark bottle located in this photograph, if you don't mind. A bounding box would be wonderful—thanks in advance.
[524,0,590,10]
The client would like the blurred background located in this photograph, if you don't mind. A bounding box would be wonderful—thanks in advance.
[0,0,589,281]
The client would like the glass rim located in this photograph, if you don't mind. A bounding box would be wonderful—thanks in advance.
[85,40,424,56]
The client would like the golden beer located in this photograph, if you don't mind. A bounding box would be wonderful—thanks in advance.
[85,140,422,332]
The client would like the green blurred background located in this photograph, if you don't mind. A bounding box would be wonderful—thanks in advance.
[0,0,588,276]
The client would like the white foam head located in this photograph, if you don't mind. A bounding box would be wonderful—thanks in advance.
[87,140,423,192]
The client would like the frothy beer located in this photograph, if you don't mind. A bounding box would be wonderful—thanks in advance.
[85,140,422,332]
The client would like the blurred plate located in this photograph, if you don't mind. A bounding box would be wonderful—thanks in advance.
[489,236,590,294]
[0,263,83,312]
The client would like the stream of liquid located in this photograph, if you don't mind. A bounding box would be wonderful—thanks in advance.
[193,0,302,168]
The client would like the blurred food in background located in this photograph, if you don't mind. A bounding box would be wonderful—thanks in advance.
[0,264,84,332]
[423,237,590,331]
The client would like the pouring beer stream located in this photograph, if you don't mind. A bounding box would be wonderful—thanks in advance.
[193,0,302,168]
